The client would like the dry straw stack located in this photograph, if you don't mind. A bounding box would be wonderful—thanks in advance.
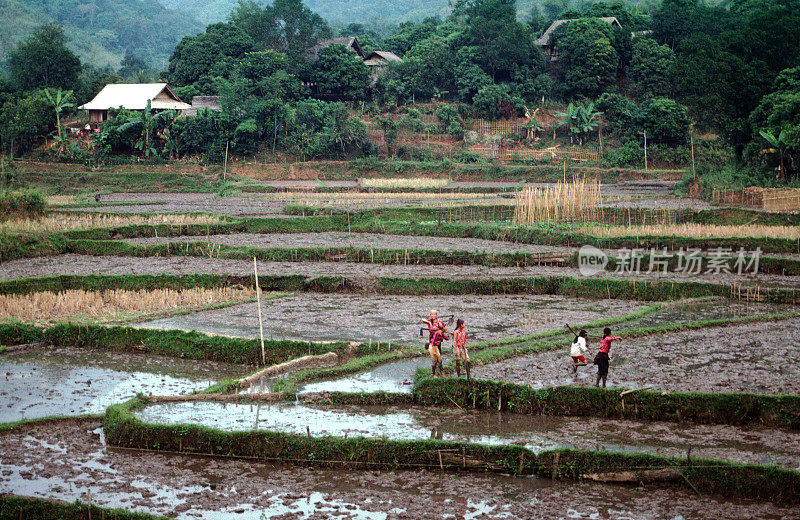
[0,287,256,324]
[513,177,603,225]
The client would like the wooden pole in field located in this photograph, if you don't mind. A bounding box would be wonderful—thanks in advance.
[254,257,265,365]
[223,141,229,180]
[690,134,696,179]
[643,131,648,171]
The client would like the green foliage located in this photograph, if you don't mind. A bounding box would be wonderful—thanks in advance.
[628,38,675,99]
[747,67,800,178]
[401,35,455,99]
[0,189,45,220]
[310,43,369,100]
[473,84,523,121]
[551,18,620,98]
[0,91,52,155]
[7,24,83,92]
[639,97,691,143]
[0,495,168,520]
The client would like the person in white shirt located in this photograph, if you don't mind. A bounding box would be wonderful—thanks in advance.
[570,330,591,373]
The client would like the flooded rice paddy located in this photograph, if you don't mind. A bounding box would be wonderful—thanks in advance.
[135,401,800,469]
[1,419,796,520]
[135,294,646,344]
[0,348,244,422]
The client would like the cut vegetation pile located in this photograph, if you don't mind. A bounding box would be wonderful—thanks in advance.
[0,286,258,324]
[359,177,451,189]
[514,177,603,225]
[0,212,225,233]
[0,190,45,221]
[581,223,800,240]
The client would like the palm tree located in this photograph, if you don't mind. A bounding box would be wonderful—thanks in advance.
[43,88,75,146]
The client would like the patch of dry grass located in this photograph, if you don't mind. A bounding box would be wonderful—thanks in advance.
[581,223,800,240]
[0,287,260,325]
[0,213,225,233]
[514,177,603,224]
[359,177,450,189]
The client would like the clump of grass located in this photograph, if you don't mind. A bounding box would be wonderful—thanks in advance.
[0,212,224,233]
[0,286,258,324]
[581,223,800,240]
[514,177,603,225]
[359,177,451,189]
[0,189,45,221]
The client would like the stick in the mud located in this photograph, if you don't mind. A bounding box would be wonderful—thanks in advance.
[254,257,265,365]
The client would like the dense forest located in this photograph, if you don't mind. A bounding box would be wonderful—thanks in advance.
[0,0,798,184]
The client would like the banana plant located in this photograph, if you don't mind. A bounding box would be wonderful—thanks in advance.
[117,100,177,157]
[759,129,791,181]
[43,88,75,151]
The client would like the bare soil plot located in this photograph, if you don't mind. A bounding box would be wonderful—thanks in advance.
[124,232,571,254]
[135,294,646,344]
[1,420,796,520]
[2,255,796,288]
[0,348,244,422]
[472,317,800,395]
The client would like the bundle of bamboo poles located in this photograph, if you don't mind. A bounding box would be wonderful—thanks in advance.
[513,177,603,225]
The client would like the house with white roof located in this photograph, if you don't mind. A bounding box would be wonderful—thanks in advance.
[79,83,191,125]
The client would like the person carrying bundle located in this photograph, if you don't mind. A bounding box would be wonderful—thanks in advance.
[452,319,471,379]
[570,329,591,374]
[422,309,449,377]
[595,327,621,388]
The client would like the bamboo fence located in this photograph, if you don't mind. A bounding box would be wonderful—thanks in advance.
[513,177,604,225]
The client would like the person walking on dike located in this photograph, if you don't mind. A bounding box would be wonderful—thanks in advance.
[422,309,448,377]
[594,327,621,388]
[453,319,471,379]
[570,329,591,374]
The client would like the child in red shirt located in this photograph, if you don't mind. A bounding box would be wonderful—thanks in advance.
[594,327,621,388]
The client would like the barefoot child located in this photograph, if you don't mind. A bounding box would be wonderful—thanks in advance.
[594,327,621,388]
[453,319,471,379]
[570,329,591,374]
[422,310,448,377]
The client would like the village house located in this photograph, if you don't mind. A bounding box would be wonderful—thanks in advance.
[79,83,191,126]
[307,37,403,85]
[534,17,622,61]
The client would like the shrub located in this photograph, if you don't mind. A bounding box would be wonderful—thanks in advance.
[0,189,46,220]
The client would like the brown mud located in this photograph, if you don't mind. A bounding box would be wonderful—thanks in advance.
[1,420,797,519]
[134,294,645,344]
[2,254,796,288]
[473,317,800,395]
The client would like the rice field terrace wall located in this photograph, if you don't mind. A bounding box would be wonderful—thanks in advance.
[105,396,800,505]
[0,496,168,520]
[413,378,800,430]
[0,321,350,365]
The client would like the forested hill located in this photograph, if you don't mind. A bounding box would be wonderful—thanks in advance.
[159,0,452,25]
[0,0,203,68]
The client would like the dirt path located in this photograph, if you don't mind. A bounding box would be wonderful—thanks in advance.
[2,254,796,288]
[1,419,796,519]
[473,317,800,395]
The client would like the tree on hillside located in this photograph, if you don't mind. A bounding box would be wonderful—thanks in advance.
[628,38,675,98]
[383,18,439,56]
[552,18,619,98]
[168,22,255,95]
[229,0,332,63]
[748,67,800,178]
[7,24,82,92]
[401,36,456,99]
[310,44,369,100]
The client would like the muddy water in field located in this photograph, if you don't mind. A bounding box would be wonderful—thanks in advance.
[2,420,797,519]
[135,401,800,469]
[298,357,430,394]
[0,348,244,422]
[474,317,800,395]
[124,232,570,254]
[135,294,645,344]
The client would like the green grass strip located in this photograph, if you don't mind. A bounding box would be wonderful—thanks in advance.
[0,496,168,520]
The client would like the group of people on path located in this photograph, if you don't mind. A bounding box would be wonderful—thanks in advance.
[421,309,621,387]
[422,310,470,379]
[570,328,621,387]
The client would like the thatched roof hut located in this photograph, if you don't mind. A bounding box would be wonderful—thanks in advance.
[79,83,190,124]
